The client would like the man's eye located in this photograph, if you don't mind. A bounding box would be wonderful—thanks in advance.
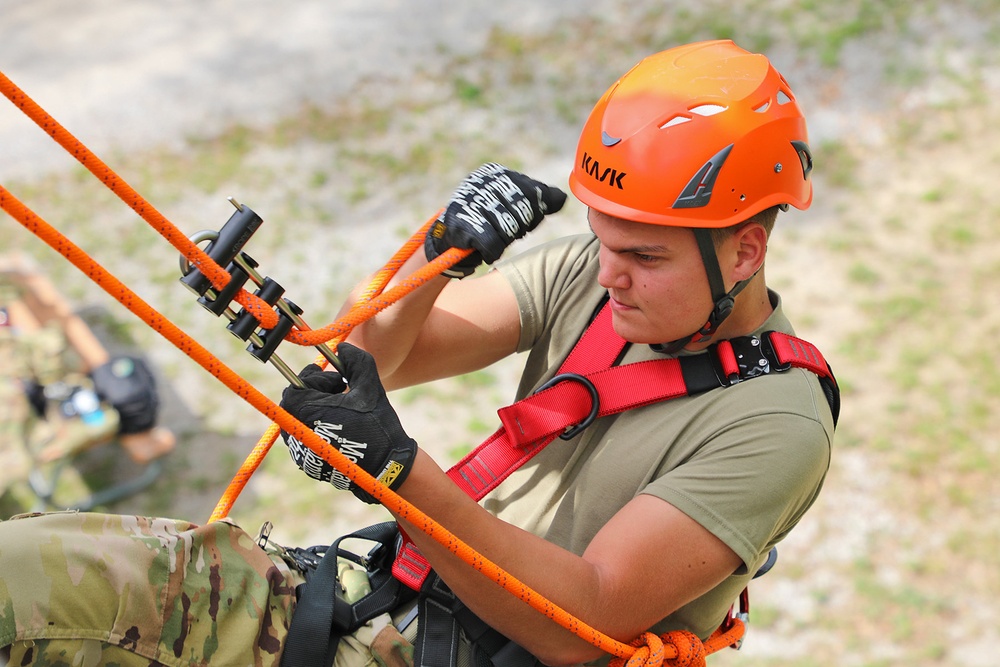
[635,253,658,262]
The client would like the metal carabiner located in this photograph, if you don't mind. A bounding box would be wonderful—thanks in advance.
[534,372,600,440]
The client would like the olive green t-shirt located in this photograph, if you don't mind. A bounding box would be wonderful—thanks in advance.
[492,233,834,640]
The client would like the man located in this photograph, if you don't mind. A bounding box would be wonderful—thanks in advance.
[0,40,835,667]
[281,38,834,666]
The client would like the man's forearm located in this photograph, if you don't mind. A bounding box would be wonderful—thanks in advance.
[339,251,449,387]
[394,450,612,666]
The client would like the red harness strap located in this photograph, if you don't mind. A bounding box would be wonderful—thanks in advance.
[392,300,837,590]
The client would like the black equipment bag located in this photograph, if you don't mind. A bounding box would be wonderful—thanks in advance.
[90,355,159,434]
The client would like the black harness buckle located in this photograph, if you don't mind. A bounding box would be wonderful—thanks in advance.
[716,334,786,386]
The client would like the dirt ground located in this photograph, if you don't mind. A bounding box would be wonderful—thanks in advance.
[0,0,596,180]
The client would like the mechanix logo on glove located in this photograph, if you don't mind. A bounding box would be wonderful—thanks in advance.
[284,419,411,499]
[451,163,537,241]
[278,344,419,504]
[425,162,567,278]
[284,421,362,491]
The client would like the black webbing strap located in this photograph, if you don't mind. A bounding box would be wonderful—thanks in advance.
[415,576,462,667]
[280,521,411,667]
[679,331,840,426]
[415,573,539,667]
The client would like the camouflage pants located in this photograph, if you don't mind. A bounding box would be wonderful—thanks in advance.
[0,512,419,667]
[0,511,301,666]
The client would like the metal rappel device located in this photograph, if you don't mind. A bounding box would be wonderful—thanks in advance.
[178,197,343,387]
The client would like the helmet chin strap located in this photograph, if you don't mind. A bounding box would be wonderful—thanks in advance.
[651,228,757,355]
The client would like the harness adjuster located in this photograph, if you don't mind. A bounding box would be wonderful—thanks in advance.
[758,332,793,373]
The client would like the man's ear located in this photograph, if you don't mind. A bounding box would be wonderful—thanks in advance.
[731,223,768,281]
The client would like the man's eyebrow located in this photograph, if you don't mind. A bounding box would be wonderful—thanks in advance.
[616,243,670,254]
[588,213,670,254]
[603,237,672,255]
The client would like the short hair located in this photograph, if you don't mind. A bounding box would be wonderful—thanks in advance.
[709,205,781,248]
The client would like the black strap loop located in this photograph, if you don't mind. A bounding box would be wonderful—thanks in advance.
[415,573,540,667]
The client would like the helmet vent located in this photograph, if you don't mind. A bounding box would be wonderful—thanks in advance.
[660,115,691,129]
[777,90,793,105]
[690,104,727,116]
[660,105,726,130]
[753,101,770,113]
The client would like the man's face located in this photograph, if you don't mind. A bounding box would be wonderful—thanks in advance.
[590,208,713,346]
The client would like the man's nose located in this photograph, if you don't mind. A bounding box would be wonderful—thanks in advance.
[597,249,629,290]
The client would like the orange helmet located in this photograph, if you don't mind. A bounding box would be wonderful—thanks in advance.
[568,40,812,228]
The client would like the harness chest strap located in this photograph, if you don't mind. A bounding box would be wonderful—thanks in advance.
[393,301,837,590]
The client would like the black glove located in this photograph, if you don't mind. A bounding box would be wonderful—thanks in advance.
[279,343,417,504]
[425,162,567,278]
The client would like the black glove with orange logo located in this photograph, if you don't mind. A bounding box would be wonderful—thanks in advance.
[279,343,417,504]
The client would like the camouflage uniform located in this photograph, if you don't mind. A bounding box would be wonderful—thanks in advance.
[1,317,119,506]
[0,511,302,666]
[0,324,35,492]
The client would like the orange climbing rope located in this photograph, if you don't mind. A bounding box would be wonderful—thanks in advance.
[208,218,445,523]
[0,69,746,666]
[0,72,281,331]
[0,65,459,517]
[0,182,671,665]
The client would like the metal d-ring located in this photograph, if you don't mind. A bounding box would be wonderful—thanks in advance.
[535,372,600,440]
[178,229,219,276]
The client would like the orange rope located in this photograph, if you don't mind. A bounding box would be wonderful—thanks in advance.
[0,64,468,520]
[284,231,464,347]
[0,69,746,664]
[0,70,279,330]
[208,217,452,522]
[0,68,446,350]
[0,184,653,662]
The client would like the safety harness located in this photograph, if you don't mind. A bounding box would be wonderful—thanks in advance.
[284,297,839,667]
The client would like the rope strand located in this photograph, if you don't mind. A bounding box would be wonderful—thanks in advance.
[0,70,282,330]
[0,182,668,662]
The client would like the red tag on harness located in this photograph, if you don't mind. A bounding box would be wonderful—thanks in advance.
[392,531,433,590]
[765,332,832,378]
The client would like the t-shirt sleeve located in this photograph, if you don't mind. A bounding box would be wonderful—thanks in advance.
[495,234,603,354]
[641,371,834,571]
